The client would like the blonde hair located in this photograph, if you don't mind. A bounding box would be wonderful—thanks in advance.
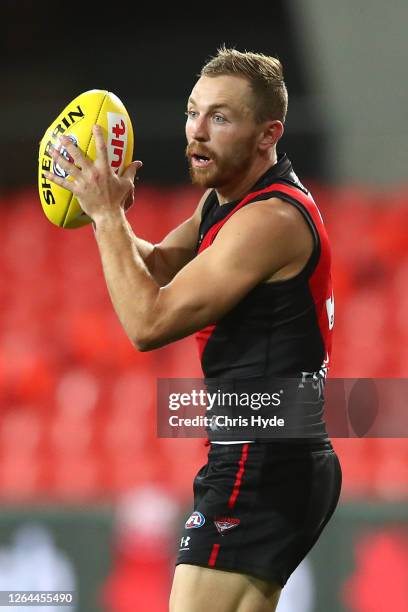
[199,44,288,124]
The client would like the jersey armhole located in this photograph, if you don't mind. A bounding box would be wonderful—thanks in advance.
[196,190,217,253]
[246,190,321,284]
[278,194,321,280]
[200,189,217,222]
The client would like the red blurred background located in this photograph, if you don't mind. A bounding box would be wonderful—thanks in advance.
[0,184,406,505]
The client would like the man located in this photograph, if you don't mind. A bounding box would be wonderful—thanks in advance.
[44,46,341,612]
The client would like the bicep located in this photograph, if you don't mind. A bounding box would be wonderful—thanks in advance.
[162,243,259,331]
[145,200,301,347]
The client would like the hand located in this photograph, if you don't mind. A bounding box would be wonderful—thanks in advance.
[44,124,143,224]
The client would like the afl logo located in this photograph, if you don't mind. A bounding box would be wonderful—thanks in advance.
[53,134,78,178]
[185,511,205,529]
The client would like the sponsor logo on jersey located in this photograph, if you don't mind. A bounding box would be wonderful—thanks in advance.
[326,291,335,330]
[185,511,205,529]
[179,536,191,550]
[214,517,240,535]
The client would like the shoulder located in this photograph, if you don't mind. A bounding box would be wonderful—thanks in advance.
[217,196,310,241]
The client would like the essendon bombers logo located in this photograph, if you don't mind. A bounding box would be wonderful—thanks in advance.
[107,112,128,175]
[214,517,240,535]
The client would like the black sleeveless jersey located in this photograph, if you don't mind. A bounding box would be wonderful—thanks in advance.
[195,152,334,384]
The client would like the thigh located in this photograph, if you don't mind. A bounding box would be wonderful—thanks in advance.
[170,564,281,612]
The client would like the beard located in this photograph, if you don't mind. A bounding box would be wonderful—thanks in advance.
[185,133,258,190]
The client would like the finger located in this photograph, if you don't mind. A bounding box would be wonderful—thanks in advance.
[49,144,81,179]
[42,169,76,193]
[93,124,110,168]
[58,136,90,169]
[123,160,143,183]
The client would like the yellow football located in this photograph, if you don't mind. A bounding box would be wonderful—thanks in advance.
[38,89,134,228]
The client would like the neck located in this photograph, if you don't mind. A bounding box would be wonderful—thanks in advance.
[216,150,278,205]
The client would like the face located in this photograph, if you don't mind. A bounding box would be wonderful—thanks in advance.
[185,75,261,190]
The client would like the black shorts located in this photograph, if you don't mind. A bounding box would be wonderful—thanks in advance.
[175,439,342,587]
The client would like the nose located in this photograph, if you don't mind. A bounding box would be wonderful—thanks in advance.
[189,115,209,142]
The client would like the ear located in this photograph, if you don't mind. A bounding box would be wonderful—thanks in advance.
[258,120,284,152]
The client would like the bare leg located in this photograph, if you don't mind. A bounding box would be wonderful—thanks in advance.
[170,564,282,612]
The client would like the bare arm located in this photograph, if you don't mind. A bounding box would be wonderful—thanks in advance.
[44,127,312,352]
[92,198,312,350]
[134,188,211,286]
[123,188,211,286]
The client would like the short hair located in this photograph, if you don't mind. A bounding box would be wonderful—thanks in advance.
[199,44,288,124]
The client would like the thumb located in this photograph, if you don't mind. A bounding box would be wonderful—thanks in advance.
[123,160,143,182]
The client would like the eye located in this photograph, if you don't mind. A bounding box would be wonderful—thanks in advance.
[185,110,197,118]
[213,114,226,123]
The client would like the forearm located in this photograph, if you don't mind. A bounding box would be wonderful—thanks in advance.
[121,217,181,286]
[121,216,164,284]
[93,210,160,349]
